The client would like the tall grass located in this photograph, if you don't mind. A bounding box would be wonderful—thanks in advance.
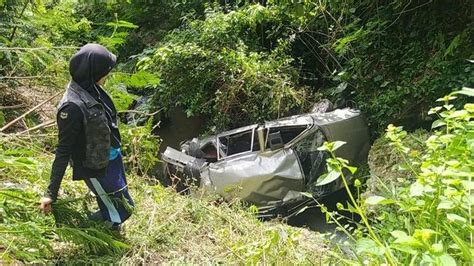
[0,124,329,264]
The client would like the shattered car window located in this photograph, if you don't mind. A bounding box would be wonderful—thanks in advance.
[265,125,308,148]
[218,130,254,158]
[294,128,327,184]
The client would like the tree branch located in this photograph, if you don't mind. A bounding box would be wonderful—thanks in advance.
[0,104,25,110]
[0,75,53,80]
[0,46,79,51]
[8,0,30,42]
[0,91,62,132]
[16,119,56,135]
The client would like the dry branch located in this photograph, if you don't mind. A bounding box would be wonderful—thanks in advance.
[0,46,79,51]
[117,109,162,117]
[0,91,62,132]
[16,119,55,135]
[0,76,53,80]
[0,104,25,110]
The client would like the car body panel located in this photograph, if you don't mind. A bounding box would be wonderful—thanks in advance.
[201,148,305,205]
[314,109,370,165]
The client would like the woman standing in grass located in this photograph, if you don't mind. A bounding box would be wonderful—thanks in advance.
[39,44,134,229]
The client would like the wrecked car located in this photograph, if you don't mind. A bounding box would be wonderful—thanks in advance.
[162,106,370,217]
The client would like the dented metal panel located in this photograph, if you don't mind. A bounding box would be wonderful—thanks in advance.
[315,109,370,165]
[201,148,305,206]
[162,147,198,167]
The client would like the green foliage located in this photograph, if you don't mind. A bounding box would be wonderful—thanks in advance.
[318,1,474,132]
[4,0,470,134]
[121,183,327,264]
[98,16,139,53]
[0,0,138,89]
[0,187,129,263]
[120,119,161,175]
[74,0,207,60]
[140,4,311,130]
[103,74,137,112]
[311,89,474,264]
[107,70,160,94]
[364,129,428,202]
[1,1,473,264]
[0,0,92,83]
[115,0,473,134]
[0,140,129,263]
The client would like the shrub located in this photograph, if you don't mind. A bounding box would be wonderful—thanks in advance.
[139,4,311,130]
[310,88,473,264]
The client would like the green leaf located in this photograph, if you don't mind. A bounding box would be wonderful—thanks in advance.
[453,87,474,97]
[444,223,473,260]
[393,235,424,249]
[438,254,456,266]
[333,28,367,55]
[333,82,348,94]
[391,244,418,255]
[444,34,461,57]
[390,230,408,239]
[348,166,358,174]
[299,192,313,198]
[437,200,454,210]
[446,213,467,223]
[295,205,309,215]
[431,243,443,254]
[432,119,446,129]
[409,182,424,197]
[448,110,468,118]
[365,195,395,205]
[356,238,384,256]
[465,103,474,112]
[106,20,139,29]
[462,181,474,190]
[315,170,340,186]
[332,141,346,151]
[428,106,443,114]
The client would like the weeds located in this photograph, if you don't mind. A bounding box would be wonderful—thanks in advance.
[307,88,474,265]
[1,122,329,264]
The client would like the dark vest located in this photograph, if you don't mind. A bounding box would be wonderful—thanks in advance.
[58,81,111,169]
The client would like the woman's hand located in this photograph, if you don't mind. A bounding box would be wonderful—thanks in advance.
[39,197,53,214]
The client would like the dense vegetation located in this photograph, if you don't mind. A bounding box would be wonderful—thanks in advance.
[0,0,472,264]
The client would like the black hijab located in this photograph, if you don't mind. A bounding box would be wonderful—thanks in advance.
[69,43,116,93]
[69,44,121,148]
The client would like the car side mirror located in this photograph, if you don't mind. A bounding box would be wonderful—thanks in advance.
[268,131,284,150]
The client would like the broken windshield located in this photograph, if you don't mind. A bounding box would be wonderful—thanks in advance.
[293,128,327,184]
[265,125,309,149]
[218,128,255,159]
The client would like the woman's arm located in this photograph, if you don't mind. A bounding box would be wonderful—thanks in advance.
[45,103,83,201]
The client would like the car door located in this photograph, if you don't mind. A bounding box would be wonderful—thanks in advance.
[202,124,306,206]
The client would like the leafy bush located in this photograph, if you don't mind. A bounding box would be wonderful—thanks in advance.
[119,1,473,134]
[364,129,429,199]
[312,88,473,264]
[0,1,92,83]
[289,0,474,133]
[139,4,311,130]
[0,0,137,87]
[120,120,161,175]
